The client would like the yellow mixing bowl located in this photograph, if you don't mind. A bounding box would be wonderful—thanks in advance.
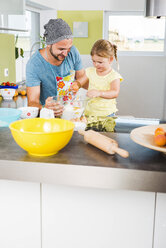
[9,118,75,156]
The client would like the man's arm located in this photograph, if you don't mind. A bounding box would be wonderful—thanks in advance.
[27,86,64,116]
[75,69,89,90]
[26,86,43,110]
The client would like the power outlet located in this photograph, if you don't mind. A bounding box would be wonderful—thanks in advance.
[4,68,9,77]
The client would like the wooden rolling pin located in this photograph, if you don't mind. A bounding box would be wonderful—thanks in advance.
[78,129,129,158]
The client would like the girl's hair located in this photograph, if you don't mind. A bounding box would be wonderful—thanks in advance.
[90,39,118,61]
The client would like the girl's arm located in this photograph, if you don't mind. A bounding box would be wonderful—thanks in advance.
[87,79,120,99]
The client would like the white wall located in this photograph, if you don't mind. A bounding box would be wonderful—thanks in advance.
[117,56,166,119]
[30,0,145,11]
[40,10,57,35]
[28,0,56,9]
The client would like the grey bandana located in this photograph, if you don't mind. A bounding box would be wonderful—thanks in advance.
[44,18,73,45]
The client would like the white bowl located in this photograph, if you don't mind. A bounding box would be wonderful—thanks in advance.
[0,88,16,100]
[74,121,86,131]
[18,107,39,119]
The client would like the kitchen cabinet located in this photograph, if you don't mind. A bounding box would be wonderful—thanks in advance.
[0,0,26,32]
[154,193,166,248]
[42,184,155,248]
[0,180,41,248]
[0,34,16,84]
[0,0,25,15]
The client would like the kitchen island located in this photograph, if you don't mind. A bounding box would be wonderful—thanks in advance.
[0,128,166,192]
[0,106,166,248]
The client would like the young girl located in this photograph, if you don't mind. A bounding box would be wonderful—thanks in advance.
[72,39,123,130]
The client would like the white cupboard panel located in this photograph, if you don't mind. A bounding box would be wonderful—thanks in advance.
[42,184,155,248]
[154,193,166,248]
[0,180,41,248]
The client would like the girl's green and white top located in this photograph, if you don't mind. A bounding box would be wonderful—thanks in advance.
[84,67,123,117]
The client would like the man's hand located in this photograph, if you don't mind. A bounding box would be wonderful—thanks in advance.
[86,89,101,98]
[70,81,81,94]
[45,97,64,117]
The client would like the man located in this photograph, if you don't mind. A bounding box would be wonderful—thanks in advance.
[26,18,86,116]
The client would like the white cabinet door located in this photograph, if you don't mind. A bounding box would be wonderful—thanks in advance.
[42,184,155,248]
[0,180,41,248]
[154,193,166,248]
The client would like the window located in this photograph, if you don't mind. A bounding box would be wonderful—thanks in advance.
[8,10,40,52]
[104,12,166,54]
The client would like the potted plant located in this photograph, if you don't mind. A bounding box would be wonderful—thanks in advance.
[15,35,24,59]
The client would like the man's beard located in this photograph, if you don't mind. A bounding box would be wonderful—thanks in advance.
[49,45,65,61]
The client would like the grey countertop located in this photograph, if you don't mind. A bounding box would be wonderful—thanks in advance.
[0,127,166,193]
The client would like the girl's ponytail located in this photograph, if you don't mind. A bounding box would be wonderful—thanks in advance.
[113,44,119,70]
[113,44,117,61]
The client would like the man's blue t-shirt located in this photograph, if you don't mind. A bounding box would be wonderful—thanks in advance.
[26,45,83,105]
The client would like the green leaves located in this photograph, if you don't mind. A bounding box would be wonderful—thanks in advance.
[40,35,46,48]
[15,47,24,59]
[85,117,116,132]
[15,34,24,59]
[15,47,19,60]
[20,48,24,58]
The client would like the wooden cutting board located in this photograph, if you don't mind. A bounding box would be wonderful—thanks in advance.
[130,124,166,153]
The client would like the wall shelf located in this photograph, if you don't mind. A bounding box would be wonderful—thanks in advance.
[0,27,28,32]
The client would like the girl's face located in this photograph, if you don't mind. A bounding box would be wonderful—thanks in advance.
[91,54,113,72]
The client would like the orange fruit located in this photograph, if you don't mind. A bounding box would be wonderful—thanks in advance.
[13,96,18,102]
[154,127,165,136]
[154,134,166,147]
[20,90,27,96]
[72,83,79,91]
[14,90,18,97]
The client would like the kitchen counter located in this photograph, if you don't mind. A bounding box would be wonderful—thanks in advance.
[0,95,27,108]
[0,127,166,193]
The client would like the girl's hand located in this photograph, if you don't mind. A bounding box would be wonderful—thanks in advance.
[45,97,64,117]
[86,89,101,98]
